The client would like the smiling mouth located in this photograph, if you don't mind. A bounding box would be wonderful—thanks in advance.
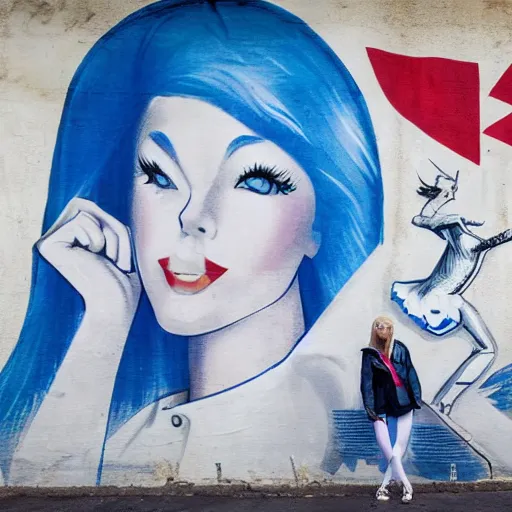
[158,257,228,294]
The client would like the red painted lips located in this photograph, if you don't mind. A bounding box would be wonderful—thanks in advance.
[158,257,228,294]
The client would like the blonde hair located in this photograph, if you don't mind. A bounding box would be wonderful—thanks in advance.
[369,316,394,357]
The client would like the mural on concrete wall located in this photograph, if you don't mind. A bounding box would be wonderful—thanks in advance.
[368,48,512,419]
[363,49,512,482]
[0,0,384,485]
[391,162,512,415]
[330,50,512,485]
[0,0,510,489]
[335,167,506,484]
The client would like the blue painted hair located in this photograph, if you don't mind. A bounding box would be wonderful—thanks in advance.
[0,0,383,480]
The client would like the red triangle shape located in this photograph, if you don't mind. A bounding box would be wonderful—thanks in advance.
[483,112,512,147]
[489,65,512,105]
[367,48,480,164]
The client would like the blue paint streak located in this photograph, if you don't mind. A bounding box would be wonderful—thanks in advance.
[332,410,489,481]
[149,130,179,163]
[0,0,384,483]
[225,135,265,160]
[480,364,512,415]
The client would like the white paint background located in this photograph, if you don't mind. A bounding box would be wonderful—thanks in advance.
[0,0,511,483]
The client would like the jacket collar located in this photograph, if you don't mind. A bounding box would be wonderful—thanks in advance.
[361,338,396,359]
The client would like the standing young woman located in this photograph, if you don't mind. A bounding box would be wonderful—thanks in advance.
[361,316,422,503]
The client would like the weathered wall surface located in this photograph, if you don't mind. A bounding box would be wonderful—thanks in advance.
[0,0,511,487]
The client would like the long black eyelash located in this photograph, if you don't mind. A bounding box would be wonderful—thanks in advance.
[137,156,168,185]
[236,163,297,194]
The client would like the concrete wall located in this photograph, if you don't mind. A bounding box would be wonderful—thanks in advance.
[0,0,511,487]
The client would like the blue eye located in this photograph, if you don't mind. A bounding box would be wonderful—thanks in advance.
[237,176,277,195]
[235,164,297,196]
[138,157,177,190]
[154,172,175,189]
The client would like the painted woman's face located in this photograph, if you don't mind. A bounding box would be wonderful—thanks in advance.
[132,97,318,335]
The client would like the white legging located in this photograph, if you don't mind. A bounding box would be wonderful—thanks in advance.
[373,411,413,493]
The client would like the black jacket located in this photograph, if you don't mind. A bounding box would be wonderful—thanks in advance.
[360,340,422,421]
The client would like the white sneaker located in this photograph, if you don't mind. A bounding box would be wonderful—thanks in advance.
[402,488,413,504]
[376,485,390,501]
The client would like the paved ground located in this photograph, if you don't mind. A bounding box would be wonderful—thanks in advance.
[0,491,511,511]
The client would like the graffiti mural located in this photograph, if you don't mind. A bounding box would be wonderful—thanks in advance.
[368,45,512,479]
[0,0,383,486]
[391,162,512,415]
[1,0,511,490]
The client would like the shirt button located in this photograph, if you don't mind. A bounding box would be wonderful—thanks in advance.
[171,414,183,428]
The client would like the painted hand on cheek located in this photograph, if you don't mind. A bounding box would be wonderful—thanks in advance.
[37,197,141,315]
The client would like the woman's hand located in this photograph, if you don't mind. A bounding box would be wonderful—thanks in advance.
[37,198,141,313]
